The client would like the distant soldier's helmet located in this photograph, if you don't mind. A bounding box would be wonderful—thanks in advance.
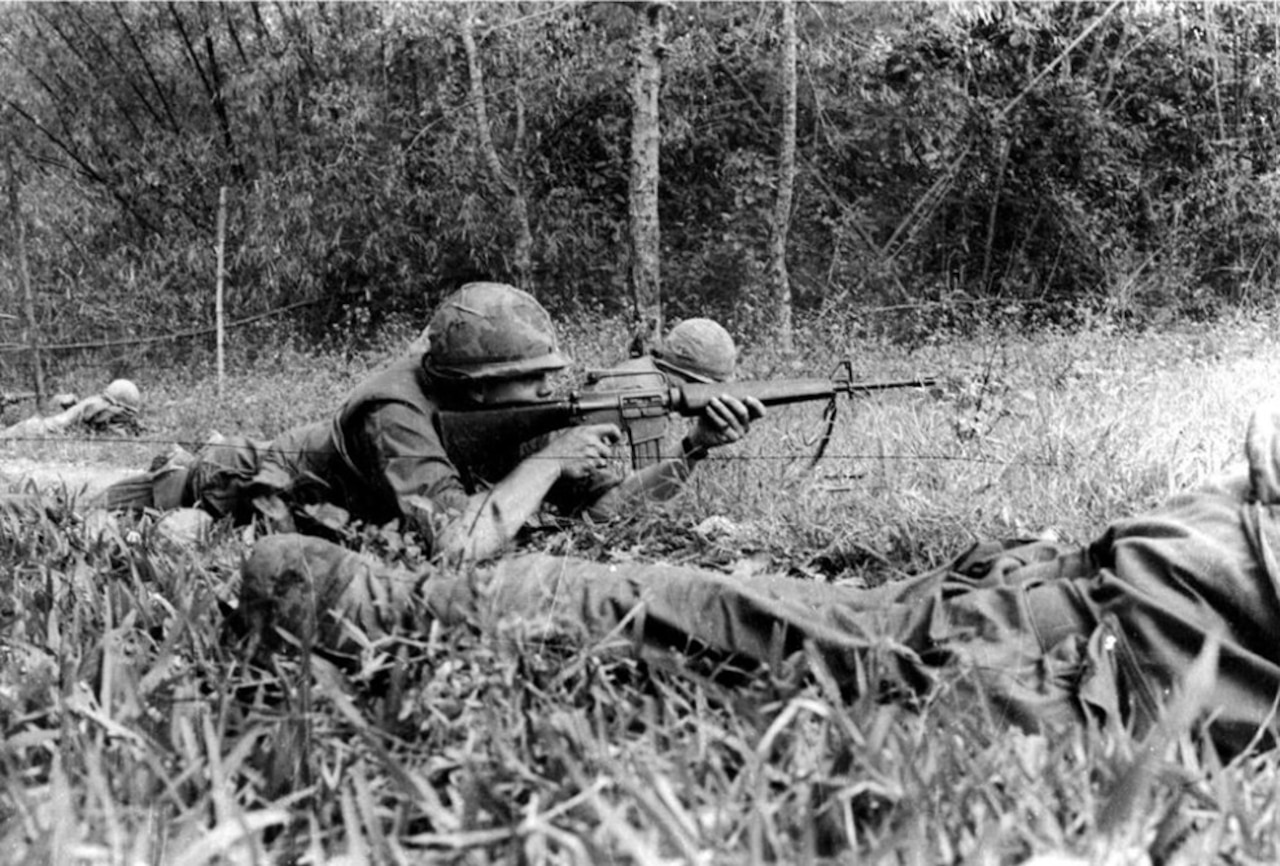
[423,282,570,381]
[103,379,142,411]
[655,318,737,383]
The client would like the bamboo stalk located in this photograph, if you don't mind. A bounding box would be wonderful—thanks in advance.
[215,185,227,397]
[7,148,44,402]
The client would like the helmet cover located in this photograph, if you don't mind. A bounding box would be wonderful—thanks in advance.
[656,318,737,383]
[103,379,142,411]
[424,282,569,380]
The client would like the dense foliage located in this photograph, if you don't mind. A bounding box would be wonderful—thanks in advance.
[4,1,1280,367]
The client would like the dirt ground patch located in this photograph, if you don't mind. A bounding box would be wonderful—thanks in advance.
[0,458,136,498]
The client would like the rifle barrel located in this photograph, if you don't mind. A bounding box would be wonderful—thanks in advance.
[676,379,836,414]
[675,376,936,414]
[840,377,938,393]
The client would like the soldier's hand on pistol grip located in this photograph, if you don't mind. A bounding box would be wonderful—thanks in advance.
[539,423,623,479]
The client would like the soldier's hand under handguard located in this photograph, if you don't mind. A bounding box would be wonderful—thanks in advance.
[539,423,622,479]
[688,394,766,452]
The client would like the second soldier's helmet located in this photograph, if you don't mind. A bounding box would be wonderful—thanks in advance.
[423,282,570,381]
[103,378,142,411]
[655,318,737,383]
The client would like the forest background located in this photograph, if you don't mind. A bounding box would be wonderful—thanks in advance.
[4,0,1280,386]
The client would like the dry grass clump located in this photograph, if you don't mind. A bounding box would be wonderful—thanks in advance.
[682,309,1280,582]
[3,306,1280,862]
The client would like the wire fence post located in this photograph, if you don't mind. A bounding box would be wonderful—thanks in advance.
[215,185,227,397]
[7,147,44,403]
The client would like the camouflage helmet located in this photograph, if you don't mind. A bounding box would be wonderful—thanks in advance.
[655,318,737,383]
[103,378,141,411]
[424,282,570,381]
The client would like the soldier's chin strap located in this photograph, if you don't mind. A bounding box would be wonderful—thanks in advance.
[807,359,853,471]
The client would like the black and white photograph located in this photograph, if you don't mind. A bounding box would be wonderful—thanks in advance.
[3,3,1280,862]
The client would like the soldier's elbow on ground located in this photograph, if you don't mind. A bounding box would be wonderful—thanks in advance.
[434,519,507,565]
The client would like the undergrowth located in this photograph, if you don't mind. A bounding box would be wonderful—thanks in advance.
[3,305,1280,862]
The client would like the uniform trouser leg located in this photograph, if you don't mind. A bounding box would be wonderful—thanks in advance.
[240,534,423,649]
[240,535,1114,734]
[96,447,195,512]
[438,553,1110,734]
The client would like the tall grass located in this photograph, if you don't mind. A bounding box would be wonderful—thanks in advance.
[3,306,1280,862]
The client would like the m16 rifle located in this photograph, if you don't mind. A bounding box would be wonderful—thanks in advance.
[439,360,937,470]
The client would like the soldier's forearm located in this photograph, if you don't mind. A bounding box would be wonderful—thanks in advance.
[581,456,694,521]
[435,456,562,562]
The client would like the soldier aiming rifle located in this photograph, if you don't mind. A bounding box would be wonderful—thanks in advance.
[102,282,933,559]
[103,283,768,557]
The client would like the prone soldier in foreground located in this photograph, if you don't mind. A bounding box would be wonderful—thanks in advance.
[240,399,1280,758]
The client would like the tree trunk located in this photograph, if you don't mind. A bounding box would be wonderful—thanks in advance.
[459,10,533,289]
[627,2,666,355]
[767,0,797,354]
[7,149,45,401]
[980,137,1009,293]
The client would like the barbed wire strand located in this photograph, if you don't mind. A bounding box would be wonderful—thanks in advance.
[0,433,1064,470]
[0,296,328,355]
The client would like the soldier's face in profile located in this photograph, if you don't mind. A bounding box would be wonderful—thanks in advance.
[476,373,553,405]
